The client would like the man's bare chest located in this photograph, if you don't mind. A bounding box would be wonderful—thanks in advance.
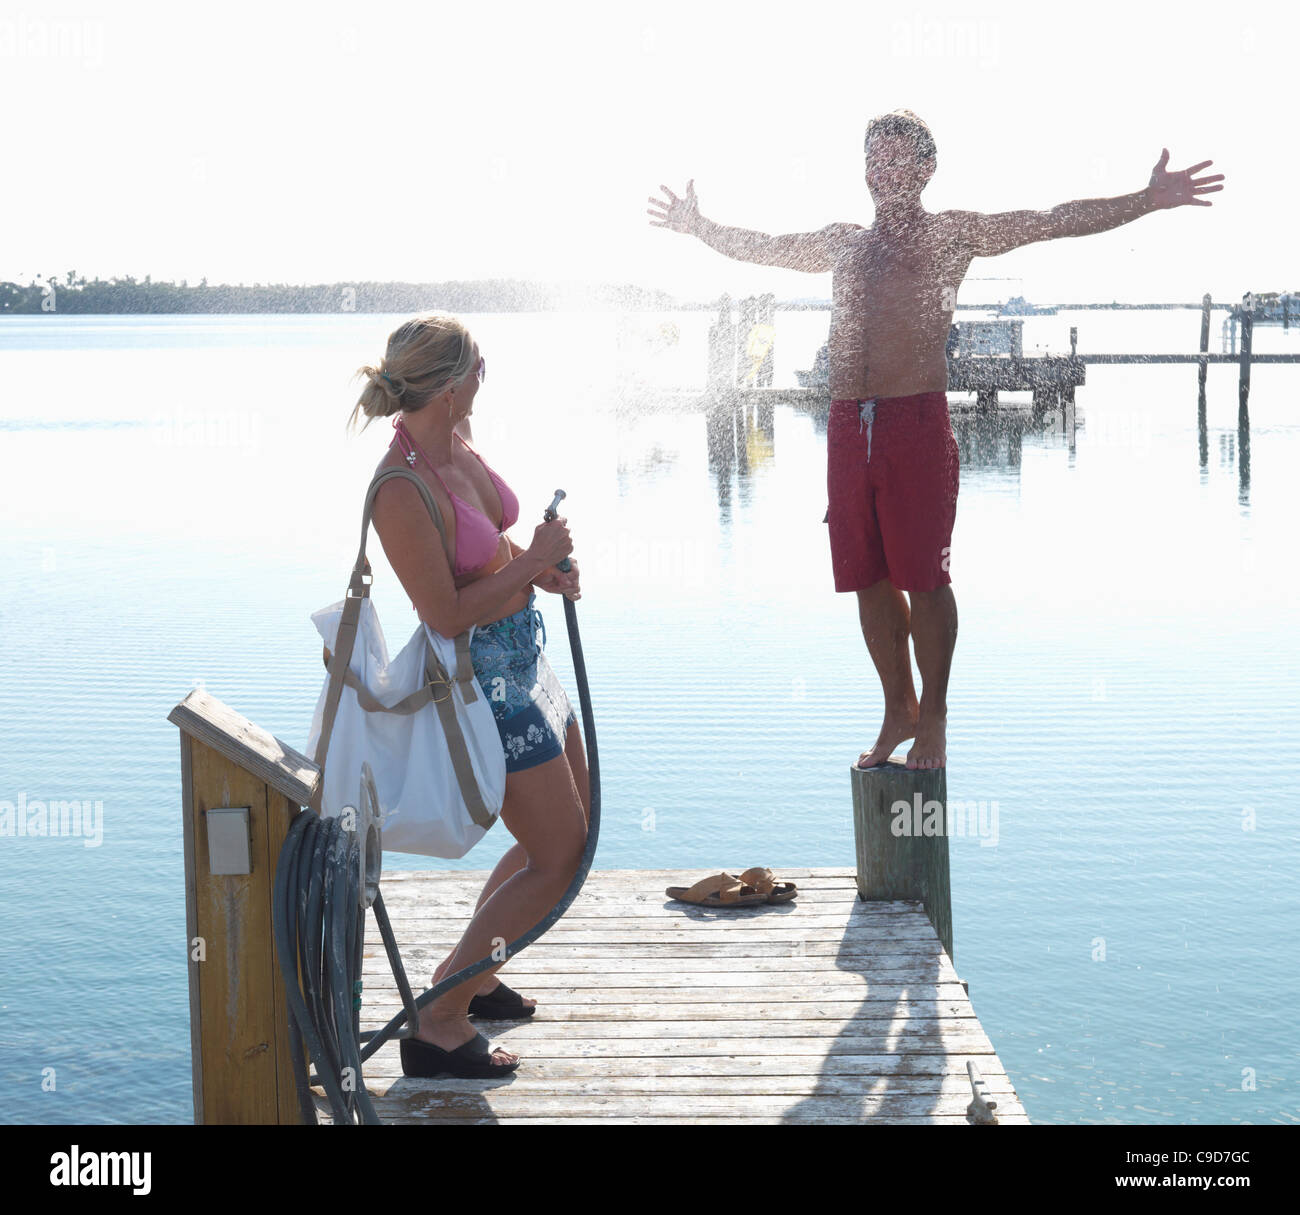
[834,228,959,289]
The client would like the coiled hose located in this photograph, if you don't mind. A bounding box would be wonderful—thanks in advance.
[273,594,599,1125]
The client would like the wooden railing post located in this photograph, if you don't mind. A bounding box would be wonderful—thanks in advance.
[169,689,319,1124]
[850,758,954,961]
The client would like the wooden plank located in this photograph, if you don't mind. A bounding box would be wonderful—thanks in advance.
[361,980,970,1003]
[367,923,943,943]
[377,901,884,919]
[357,993,977,1019]
[351,1026,998,1051]
[374,943,947,962]
[168,689,317,807]
[376,891,923,917]
[372,929,941,950]
[359,1091,1028,1121]
[363,970,961,991]
[356,1052,1017,1081]
[362,953,962,979]
[363,940,946,959]
[375,888,871,907]
[376,867,864,883]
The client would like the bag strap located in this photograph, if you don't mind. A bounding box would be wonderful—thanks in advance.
[308,466,487,817]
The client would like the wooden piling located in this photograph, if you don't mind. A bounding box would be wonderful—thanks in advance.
[168,688,318,1124]
[1238,303,1252,479]
[850,759,954,962]
[1198,295,1212,400]
[757,293,776,387]
[707,294,736,391]
[1198,294,1211,466]
[1238,301,1253,419]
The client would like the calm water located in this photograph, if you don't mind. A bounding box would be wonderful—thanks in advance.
[1,310,1297,1125]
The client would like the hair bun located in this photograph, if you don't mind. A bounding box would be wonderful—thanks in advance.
[374,367,405,396]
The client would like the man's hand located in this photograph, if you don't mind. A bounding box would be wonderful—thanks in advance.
[650,178,853,270]
[953,147,1226,257]
[533,558,581,601]
[1145,148,1224,210]
[647,180,700,235]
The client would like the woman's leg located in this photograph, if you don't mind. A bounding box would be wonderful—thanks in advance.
[417,750,587,1064]
[430,842,527,998]
[431,715,589,1000]
[563,715,591,827]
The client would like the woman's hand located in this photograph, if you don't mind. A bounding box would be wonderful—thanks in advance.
[525,516,573,568]
[533,558,581,601]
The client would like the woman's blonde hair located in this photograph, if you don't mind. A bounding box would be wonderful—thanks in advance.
[348,311,480,434]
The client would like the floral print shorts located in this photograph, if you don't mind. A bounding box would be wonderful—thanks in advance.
[469,592,577,773]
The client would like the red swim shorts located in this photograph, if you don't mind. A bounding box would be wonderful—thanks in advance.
[826,391,960,593]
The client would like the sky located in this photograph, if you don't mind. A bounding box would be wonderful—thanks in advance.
[3,0,1295,304]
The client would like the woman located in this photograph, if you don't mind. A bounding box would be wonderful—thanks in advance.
[349,311,589,1078]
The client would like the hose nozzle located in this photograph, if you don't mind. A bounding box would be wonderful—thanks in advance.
[543,489,570,572]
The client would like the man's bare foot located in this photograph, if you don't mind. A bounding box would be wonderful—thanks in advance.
[856,703,920,769]
[416,1008,518,1067]
[906,714,947,770]
[431,957,537,1011]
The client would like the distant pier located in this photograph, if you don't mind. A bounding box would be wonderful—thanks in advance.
[685,292,1300,480]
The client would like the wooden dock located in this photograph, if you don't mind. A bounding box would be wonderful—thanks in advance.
[327,866,1029,1125]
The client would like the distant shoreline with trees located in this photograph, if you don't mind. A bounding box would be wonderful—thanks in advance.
[0,274,795,315]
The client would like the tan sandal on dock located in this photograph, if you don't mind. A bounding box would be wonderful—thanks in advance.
[737,866,797,904]
[666,867,797,907]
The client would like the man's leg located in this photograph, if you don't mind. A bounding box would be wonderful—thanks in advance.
[854,577,920,768]
[869,390,961,770]
[828,398,911,768]
[906,584,957,769]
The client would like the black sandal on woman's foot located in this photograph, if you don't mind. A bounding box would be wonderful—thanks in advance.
[400,1030,520,1078]
[468,979,536,1019]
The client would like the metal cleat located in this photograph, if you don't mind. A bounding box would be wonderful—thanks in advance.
[966,1060,999,1125]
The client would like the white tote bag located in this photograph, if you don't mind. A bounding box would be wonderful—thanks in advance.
[304,467,506,857]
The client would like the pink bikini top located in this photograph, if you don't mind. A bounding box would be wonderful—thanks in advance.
[391,422,520,575]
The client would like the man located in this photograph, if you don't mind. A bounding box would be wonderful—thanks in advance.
[648,109,1222,770]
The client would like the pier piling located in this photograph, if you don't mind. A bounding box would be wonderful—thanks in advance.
[850,759,954,962]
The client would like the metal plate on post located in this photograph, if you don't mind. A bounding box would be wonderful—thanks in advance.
[207,806,251,875]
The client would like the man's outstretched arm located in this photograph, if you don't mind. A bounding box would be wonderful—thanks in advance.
[951,148,1225,258]
[648,179,860,272]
